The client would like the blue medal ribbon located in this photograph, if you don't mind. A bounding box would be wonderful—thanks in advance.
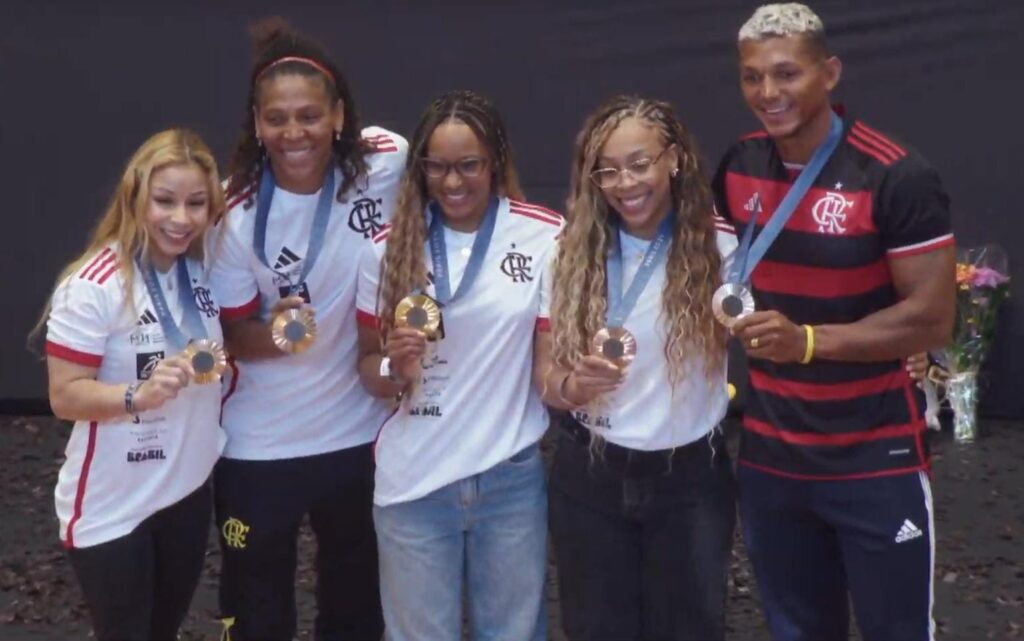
[137,254,208,351]
[426,197,499,306]
[729,112,845,285]
[252,160,336,296]
[605,214,674,328]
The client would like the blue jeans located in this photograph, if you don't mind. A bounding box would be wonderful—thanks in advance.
[373,442,547,641]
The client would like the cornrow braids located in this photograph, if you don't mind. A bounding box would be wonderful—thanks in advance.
[376,90,525,340]
[551,95,727,389]
[225,17,369,205]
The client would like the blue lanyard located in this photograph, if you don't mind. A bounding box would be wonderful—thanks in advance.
[605,214,673,328]
[426,197,499,306]
[137,255,208,351]
[252,160,336,295]
[730,112,844,284]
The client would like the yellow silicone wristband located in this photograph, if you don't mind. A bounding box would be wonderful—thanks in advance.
[800,324,815,364]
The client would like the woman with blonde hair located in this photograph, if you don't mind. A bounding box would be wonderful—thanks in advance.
[39,128,227,640]
[542,95,738,640]
[356,89,561,640]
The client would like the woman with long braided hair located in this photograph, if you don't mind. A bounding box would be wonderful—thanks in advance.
[208,18,407,640]
[541,95,738,640]
[356,90,560,641]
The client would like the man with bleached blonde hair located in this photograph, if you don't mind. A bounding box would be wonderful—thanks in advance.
[712,3,955,639]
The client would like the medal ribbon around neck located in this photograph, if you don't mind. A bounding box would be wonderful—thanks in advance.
[137,254,209,351]
[252,159,336,296]
[425,196,499,306]
[729,112,844,286]
[605,213,674,329]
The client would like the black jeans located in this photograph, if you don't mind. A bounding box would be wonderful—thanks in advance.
[68,480,211,641]
[549,420,736,641]
[214,442,382,641]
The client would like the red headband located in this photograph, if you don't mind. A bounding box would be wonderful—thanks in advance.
[256,56,336,86]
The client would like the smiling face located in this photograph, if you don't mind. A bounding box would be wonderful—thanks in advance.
[143,163,211,270]
[595,117,677,239]
[254,73,344,194]
[739,35,840,159]
[423,120,494,232]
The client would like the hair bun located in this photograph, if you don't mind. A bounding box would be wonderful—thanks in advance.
[248,16,297,57]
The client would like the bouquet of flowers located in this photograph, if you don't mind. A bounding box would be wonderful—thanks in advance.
[927,245,1011,442]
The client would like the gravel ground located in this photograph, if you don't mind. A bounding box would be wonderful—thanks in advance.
[1,415,1021,640]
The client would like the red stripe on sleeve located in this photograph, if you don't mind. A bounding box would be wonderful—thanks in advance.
[509,199,562,219]
[96,262,120,284]
[46,341,103,367]
[847,134,896,166]
[510,208,562,227]
[887,234,955,258]
[535,317,551,332]
[79,248,112,278]
[65,421,99,549]
[220,294,261,322]
[853,122,907,157]
[82,253,117,281]
[356,309,380,328]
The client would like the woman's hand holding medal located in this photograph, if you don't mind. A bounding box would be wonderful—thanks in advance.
[133,355,195,412]
[384,327,428,383]
[563,355,626,407]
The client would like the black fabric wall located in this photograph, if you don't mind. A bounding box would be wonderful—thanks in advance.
[3,0,1022,417]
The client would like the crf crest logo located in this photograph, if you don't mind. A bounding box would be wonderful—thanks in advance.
[348,197,384,238]
[500,252,533,283]
[192,286,219,318]
[811,191,854,234]
[222,517,250,549]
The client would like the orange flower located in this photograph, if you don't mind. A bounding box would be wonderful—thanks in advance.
[956,263,976,288]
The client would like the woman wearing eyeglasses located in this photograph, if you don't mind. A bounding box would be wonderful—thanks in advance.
[356,90,561,641]
[540,95,738,640]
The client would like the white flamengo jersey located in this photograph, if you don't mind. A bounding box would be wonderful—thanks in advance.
[46,244,226,548]
[357,197,563,507]
[570,217,738,450]
[211,127,407,460]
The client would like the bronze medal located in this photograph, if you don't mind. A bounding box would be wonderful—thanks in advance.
[183,339,227,384]
[591,327,637,369]
[272,307,317,354]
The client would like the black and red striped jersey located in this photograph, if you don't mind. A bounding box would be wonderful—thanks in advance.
[712,114,954,480]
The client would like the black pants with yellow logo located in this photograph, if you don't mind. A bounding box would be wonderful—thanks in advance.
[214,442,382,641]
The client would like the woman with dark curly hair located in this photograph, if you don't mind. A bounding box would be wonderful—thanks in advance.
[208,18,406,640]
[542,95,738,641]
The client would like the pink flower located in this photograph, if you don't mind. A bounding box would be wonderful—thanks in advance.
[970,266,1009,288]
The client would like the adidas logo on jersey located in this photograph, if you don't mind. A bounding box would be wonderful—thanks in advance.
[274,246,302,270]
[137,309,158,325]
[895,519,924,543]
[744,193,762,213]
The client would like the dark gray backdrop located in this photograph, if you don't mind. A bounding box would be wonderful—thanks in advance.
[3,0,1022,417]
